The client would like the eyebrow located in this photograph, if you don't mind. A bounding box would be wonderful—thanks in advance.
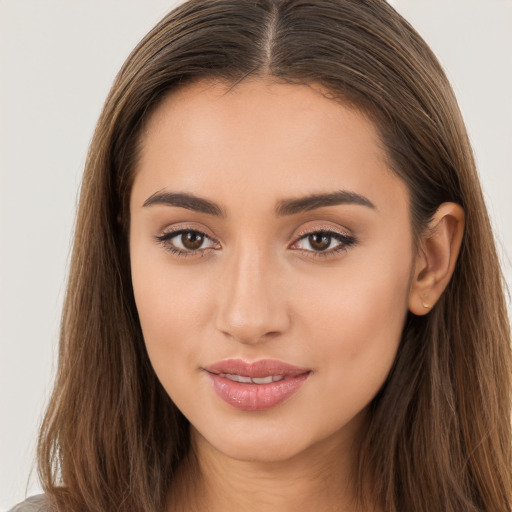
[143,191,225,216]
[142,189,375,216]
[275,190,375,216]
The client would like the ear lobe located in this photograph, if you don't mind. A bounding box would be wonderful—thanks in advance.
[408,202,465,315]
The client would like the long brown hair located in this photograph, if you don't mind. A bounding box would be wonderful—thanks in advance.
[37,1,512,511]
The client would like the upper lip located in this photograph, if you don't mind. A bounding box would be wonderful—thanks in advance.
[203,358,311,378]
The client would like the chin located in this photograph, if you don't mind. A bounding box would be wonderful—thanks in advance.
[191,412,360,466]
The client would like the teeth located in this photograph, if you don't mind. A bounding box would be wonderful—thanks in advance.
[222,373,247,383]
[252,376,273,384]
[220,373,285,384]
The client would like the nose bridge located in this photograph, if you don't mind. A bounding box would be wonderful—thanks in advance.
[216,240,288,344]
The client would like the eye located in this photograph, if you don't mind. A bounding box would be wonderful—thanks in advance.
[292,230,356,255]
[155,229,219,256]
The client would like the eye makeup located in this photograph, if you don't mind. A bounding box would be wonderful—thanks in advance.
[153,222,357,260]
[290,229,357,258]
[154,227,220,258]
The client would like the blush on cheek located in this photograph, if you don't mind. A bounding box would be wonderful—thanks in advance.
[311,270,408,385]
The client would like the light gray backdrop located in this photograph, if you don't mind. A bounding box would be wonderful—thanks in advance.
[1,1,511,509]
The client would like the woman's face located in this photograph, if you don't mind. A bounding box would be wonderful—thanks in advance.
[129,79,415,462]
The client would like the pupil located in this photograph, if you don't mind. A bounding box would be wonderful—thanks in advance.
[182,232,204,250]
[309,233,330,251]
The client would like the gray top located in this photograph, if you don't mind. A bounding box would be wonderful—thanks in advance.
[8,495,49,512]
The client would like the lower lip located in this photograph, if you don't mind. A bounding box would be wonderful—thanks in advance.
[207,372,310,411]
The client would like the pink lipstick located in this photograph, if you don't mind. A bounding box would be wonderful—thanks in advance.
[204,359,311,411]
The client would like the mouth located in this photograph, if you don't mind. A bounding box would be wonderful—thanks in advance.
[203,359,311,411]
[217,373,286,384]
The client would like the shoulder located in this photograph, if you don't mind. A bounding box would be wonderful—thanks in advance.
[8,495,50,512]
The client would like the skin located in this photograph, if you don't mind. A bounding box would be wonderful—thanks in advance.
[129,78,464,511]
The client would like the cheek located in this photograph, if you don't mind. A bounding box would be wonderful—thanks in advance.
[129,241,216,388]
[133,270,209,336]
[295,248,412,410]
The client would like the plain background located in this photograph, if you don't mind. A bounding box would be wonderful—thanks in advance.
[1,0,511,509]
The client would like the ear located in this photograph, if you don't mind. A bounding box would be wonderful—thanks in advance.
[408,202,465,315]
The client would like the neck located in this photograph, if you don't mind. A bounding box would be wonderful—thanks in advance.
[167,420,377,512]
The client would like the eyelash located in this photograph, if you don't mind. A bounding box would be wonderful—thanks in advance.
[154,228,219,258]
[154,227,357,259]
[291,229,357,258]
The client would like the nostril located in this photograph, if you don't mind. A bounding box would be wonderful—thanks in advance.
[219,327,282,346]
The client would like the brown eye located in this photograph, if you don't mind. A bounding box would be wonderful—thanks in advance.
[181,231,204,250]
[155,229,218,255]
[308,233,331,251]
[293,230,356,255]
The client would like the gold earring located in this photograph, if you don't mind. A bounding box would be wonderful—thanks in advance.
[422,302,430,309]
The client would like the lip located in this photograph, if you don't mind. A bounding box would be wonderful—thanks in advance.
[203,358,311,411]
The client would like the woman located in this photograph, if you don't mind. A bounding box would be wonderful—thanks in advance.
[10,0,511,511]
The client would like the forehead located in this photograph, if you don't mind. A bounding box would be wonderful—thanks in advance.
[141,78,381,158]
[132,78,408,216]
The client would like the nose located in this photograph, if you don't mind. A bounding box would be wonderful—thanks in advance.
[215,246,290,345]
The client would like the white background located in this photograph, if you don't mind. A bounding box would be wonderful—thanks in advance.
[1,1,511,509]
